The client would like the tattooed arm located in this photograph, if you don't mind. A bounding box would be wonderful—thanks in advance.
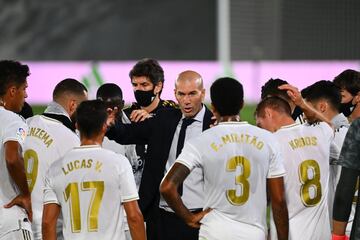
[268,177,289,240]
[160,162,210,228]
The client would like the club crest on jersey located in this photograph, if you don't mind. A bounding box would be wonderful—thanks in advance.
[16,127,26,142]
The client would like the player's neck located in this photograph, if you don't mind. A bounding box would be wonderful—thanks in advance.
[278,117,295,129]
[218,115,240,123]
[141,96,160,113]
[80,136,104,147]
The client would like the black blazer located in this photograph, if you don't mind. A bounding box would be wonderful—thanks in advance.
[107,106,213,218]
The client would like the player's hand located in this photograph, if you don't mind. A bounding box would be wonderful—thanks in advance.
[130,109,152,122]
[106,107,118,127]
[332,233,349,240]
[186,208,212,228]
[278,84,305,107]
[4,194,33,222]
[210,116,218,128]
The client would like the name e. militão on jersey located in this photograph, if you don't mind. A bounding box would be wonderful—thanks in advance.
[211,133,264,152]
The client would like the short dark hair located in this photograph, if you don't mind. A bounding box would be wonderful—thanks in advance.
[260,78,290,101]
[256,96,292,118]
[129,58,164,86]
[333,69,360,96]
[76,100,108,138]
[301,80,341,112]
[96,83,124,109]
[210,77,244,116]
[53,78,87,100]
[0,60,30,96]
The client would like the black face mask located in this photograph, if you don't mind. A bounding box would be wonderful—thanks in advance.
[134,89,156,107]
[340,100,356,117]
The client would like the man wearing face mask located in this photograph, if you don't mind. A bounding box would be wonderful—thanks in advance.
[122,58,177,192]
[333,69,360,123]
[125,58,177,121]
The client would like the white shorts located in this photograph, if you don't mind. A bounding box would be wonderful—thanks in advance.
[0,207,33,240]
[199,210,266,240]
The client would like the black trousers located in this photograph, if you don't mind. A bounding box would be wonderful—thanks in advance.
[157,208,200,240]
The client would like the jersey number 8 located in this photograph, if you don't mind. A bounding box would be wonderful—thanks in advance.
[298,159,322,207]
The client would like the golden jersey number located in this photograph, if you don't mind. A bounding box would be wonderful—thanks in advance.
[64,181,105,233]
[298,159,322,206]
[226,156,251,205]
[24,149,39,193]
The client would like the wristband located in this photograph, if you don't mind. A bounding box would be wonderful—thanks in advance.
[332,233,349,240]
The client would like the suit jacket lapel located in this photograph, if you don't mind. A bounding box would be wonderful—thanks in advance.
[202,106,213,131]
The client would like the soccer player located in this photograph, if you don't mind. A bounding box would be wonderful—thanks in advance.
[160,77,289,240]
[42,100,145,240]
[261,78,305,123]
[23,79,88,240]
[0,60,32,239]
[301,80,351,232]
[332,118,360,240]
[256,95,334,240]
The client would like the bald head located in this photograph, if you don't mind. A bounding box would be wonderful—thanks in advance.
[175,70,203,89]
[174,70,205,118]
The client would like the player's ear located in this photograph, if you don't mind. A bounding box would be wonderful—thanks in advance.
[319,101,327,113]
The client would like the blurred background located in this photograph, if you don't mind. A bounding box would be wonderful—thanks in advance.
[1,0,360,122]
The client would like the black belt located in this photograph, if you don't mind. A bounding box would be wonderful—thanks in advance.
[160,207,202,214]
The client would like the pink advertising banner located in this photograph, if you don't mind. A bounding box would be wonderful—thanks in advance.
[24,61,360,105]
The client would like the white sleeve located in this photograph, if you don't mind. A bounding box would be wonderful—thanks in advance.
[319,122,338,163]
[43,169,60,205]
[267,138,286,178]
[3,120,28,147]
[175,141,202,171]
[118,157,139,203]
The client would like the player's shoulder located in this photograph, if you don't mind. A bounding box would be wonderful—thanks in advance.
[0,107,25,123]
[159,99,178,109]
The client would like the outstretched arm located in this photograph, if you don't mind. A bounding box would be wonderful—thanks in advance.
[160,162,210,228]
[279,84,334,128]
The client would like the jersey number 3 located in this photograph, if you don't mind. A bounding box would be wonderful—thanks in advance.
[64,181,105,233]
[226,156,251,205]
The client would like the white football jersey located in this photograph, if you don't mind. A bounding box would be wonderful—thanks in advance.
[0,107,31,238]
[23,115,80,239]
[328,125,354,234]
[43,145,138,240]
[174,121,285,239]
[270,122,333,240]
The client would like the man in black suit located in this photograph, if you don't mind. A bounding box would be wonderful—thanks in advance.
[107,70,212,240]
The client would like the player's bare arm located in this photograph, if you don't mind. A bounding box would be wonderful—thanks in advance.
[123,200,146,240]
[279,84,334,128]
[42,203,61,240]
[268,177,289,240]
[160,162,210,228]
[3,140,32,221]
